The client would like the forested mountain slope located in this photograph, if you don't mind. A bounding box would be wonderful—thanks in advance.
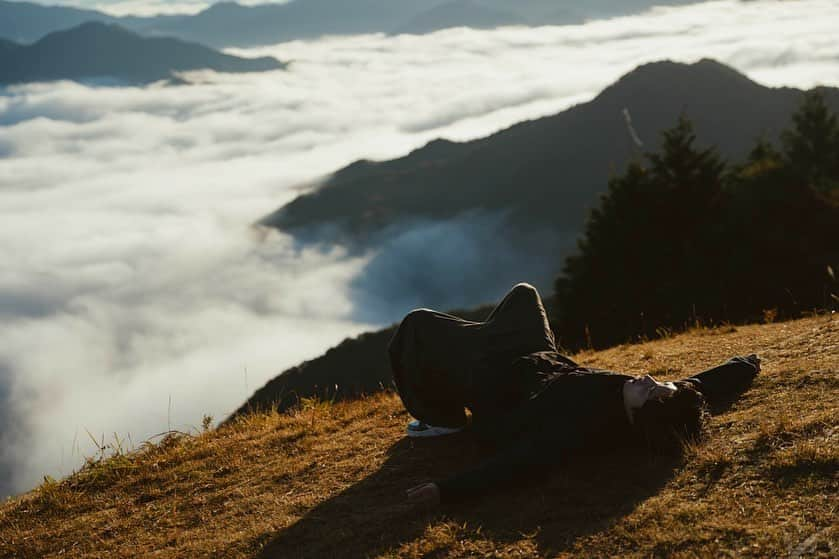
[263,60,839,245]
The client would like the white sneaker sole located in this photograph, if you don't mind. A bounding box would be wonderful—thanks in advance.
[406,421,463,438]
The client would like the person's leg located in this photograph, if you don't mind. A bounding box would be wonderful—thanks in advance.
[388,309,473,428]
[389,284,560,429]
[480,283,557,364]
[467,284,560,421]
[483,283,554,338]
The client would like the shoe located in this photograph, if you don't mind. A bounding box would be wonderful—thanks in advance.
[406,419,463,438]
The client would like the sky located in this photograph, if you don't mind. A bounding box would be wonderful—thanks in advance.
[1,0,838,497]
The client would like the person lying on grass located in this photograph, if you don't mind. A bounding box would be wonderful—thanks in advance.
[388,283,761,506]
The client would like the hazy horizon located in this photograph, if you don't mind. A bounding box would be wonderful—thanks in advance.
[20,0,293,17]
[16,0,697,20]
[1,0,838,498]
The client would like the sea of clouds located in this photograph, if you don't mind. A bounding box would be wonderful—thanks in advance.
[1,0,838,497]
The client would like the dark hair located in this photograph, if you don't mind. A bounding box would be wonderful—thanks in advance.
[632,381,708,454]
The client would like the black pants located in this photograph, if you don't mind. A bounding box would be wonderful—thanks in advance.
[388,283,557,427]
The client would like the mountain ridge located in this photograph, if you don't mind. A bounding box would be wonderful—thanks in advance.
[0,0,117,43]
[1,0,704,48]
[391,0,524,36]
[0,21,284,85]
[262,59,839,243]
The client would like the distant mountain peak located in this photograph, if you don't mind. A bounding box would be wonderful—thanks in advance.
[621,58,757,83]
[200,1,244,15]
[56,20,133,36]
[0,20,284,85]
[595,58,762,104]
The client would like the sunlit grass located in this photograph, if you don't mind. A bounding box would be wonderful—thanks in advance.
[1,314,836,558]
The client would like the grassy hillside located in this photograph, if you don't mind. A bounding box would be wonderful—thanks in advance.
[1,314,836,558]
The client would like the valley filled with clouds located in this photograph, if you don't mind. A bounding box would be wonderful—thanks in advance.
[1,0,837,496]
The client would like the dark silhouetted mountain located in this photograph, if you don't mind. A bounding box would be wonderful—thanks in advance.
[0,37,19,53]
[261,60,839,244]
[136,0,432,48]
[0,0,115,43]
[1,0,708,49]
[392,0,523,35]
[139,0,706,47]
[0,21,284,85]
[0,0,422,46]
[476,0,697,26]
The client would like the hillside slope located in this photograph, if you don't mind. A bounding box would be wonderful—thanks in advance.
[0,315,836,558]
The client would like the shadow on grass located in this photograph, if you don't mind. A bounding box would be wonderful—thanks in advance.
[255,433,681,558]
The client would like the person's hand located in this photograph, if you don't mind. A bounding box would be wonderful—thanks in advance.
[406,482,441,507]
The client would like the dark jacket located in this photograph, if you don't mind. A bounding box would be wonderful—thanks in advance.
[439,360,633,503]
[435,353,760,503]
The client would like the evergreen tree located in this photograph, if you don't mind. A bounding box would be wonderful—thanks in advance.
[556,99,839,352]
[555,117,727,349]
[724,93,839,319]
[780,90,839,193]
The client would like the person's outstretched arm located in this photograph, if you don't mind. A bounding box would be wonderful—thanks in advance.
[683,354,760,409]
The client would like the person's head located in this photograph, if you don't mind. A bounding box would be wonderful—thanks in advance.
[623,376,707,454]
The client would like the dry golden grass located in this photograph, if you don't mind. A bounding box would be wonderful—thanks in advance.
[1,314,836,558]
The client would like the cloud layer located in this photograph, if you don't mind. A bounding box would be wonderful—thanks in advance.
[1,0,838,497]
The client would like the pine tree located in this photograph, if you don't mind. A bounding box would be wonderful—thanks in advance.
[555,116,726,349]
[723,95,839,319]
[780,90,839,193]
